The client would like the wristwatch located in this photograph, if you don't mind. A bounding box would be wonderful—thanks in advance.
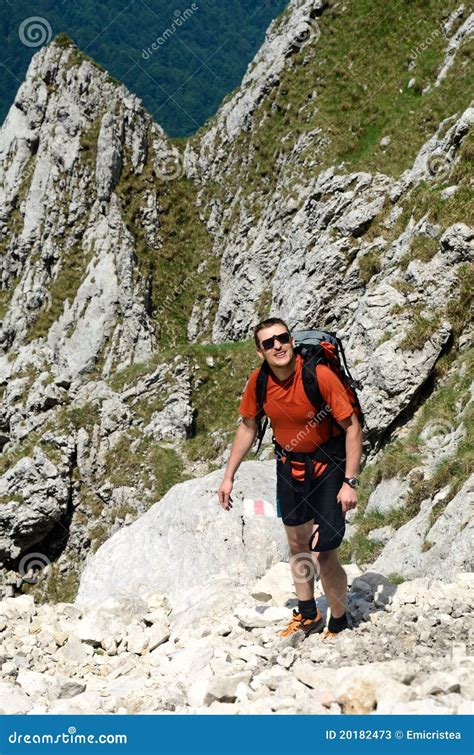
[343,476,358,488]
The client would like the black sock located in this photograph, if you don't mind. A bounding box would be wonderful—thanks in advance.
[328,612,348,633]
[298,598,317,619]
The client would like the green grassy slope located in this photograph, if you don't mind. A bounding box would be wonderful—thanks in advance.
[192,0,473,219]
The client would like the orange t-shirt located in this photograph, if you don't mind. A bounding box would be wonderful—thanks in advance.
[239,354,355,481]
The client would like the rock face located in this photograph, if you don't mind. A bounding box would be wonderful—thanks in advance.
[0,446,70,561]
[0,39,165,371]
[372,475,474,579]
[184,0,326,180]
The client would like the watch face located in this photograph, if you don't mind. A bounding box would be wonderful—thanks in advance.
[347,477,358,487]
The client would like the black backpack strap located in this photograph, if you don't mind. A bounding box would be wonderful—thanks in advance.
[334,335,371,436]
[254,361,270,453]
[335,336,357,385]
[300,351,325,409]
[301,351,346,438]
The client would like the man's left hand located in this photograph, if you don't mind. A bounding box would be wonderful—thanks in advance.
[337,482,357,513]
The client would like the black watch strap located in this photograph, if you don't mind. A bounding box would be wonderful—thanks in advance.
[343,476,358,488]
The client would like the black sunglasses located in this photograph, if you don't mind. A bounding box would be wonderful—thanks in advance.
[260,331,291,351]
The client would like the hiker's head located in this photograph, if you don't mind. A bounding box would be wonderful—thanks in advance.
[254,317,295,367]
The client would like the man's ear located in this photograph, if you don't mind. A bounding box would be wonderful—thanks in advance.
[255,347,264,361]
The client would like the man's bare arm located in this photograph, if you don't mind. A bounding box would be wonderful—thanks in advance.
[335,412,363,513]
[217,416,258,509]
[338,412,363,478]
[224,416,258,480]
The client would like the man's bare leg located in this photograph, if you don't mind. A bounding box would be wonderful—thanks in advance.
[284,521,315,600]
[316,549,347,619]
[284,524,347,619]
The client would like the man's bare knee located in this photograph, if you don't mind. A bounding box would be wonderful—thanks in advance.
[285,522,312,554]
[288,536,309,555]
[317,549,339,567]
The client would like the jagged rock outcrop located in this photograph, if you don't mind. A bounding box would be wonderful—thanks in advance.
[184,0,326,181]
[0,39,170,371]
[0,444,73,561]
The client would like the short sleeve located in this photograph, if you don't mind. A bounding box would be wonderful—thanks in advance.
[239,369,259,420]
[316,364,354,422]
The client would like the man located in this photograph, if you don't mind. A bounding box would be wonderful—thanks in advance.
[217,317,363,638]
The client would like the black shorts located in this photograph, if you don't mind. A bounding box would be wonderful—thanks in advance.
[276,459,346,551]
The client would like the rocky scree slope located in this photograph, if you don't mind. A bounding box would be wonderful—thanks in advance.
[0,564,472,714]
[1,459,473,715]
[0,1,472,605]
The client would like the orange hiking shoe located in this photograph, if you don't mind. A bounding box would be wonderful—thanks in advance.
[323,612,349,638]
[322,629,339,639]
[279,609,325,638]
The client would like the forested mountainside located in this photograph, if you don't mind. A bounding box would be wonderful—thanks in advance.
[0,0,288,136]
[0,0,472,607]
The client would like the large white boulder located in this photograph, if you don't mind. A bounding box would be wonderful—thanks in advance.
[76,461,288,619]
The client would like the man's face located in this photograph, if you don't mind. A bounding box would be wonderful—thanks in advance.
[256,324,295,368]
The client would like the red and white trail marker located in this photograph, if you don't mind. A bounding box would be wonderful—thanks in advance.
[243,498,276,518]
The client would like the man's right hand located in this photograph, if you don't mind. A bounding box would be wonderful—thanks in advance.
[217,477,234,510]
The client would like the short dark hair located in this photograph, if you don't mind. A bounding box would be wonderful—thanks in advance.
[254,317,290,348]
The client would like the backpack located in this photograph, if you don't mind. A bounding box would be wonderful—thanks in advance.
[254,328,367,456]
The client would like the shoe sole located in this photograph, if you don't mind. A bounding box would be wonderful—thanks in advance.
[322,626,350,639]
[302,615,325,638]
[278,615,325,639]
